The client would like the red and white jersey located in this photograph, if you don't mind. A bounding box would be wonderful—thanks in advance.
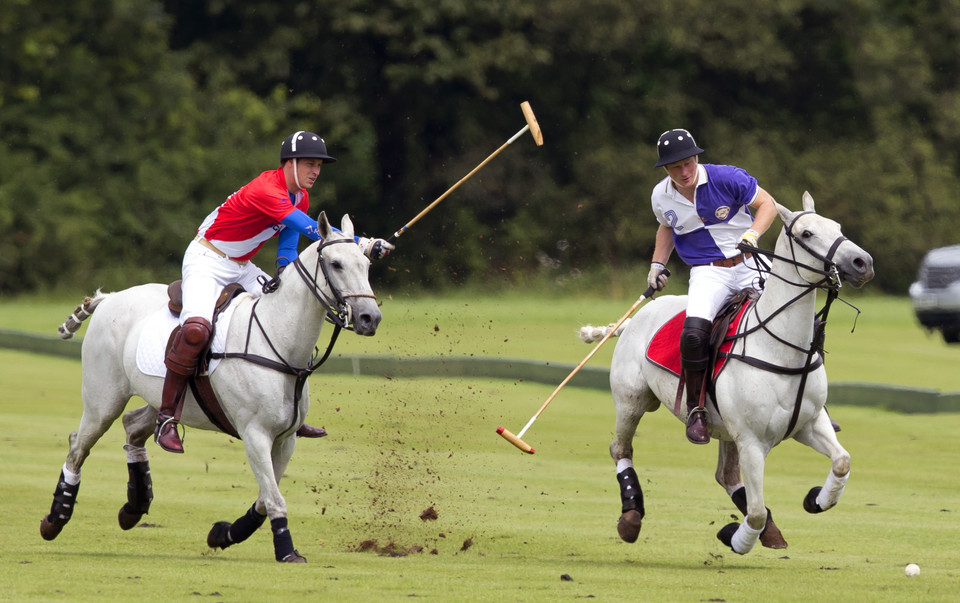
[197,168,307,262]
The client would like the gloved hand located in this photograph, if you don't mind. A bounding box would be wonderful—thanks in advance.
[358,237,395,260]
[738,229,760,248]
[647,262,669,291]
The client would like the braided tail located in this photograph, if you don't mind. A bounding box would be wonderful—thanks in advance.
[58,290,107,339]
[578,319,631,344]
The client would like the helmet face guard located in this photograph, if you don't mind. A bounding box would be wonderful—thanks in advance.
[654,129,704,167]
[280,131,337,164]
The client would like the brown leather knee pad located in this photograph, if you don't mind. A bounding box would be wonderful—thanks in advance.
[165,317,213,376]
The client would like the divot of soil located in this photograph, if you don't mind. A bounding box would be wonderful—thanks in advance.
[419,506,438,521]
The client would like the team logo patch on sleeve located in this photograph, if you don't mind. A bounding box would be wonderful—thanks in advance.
[715,206,731,220]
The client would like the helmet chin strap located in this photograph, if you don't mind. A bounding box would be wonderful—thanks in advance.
[292,158,302,190]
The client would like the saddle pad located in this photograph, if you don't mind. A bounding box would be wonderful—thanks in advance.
[135,304,238,378]
[645,303,751,378]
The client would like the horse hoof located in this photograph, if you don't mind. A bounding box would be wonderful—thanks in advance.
[207,521,233,549]
[717,522,739,548]
[803,487,823,513]
[280,550,307,563]
[40,515,63,541]
[760,521,788,549]
[617,510,643,543]
[118,504,143,531]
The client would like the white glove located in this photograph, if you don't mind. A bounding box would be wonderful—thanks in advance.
[358,237,395,259]
[647,262,668,291]
[738,229,760,248]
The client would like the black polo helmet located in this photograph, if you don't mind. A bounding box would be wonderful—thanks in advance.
[280,131,337,164]
[654,128,704,167]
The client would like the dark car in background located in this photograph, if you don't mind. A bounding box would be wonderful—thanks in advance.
[909,244,960,343]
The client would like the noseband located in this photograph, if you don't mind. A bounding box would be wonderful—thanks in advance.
[291,237,377,331]
[783,211,848,289]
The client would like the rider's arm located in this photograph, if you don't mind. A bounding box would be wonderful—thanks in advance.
[747,187,778,238]
[280,208,355,243]
[276,226,299,267]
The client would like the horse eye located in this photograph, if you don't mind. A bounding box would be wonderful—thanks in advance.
[802,230,813,238]
[330,260,343,270]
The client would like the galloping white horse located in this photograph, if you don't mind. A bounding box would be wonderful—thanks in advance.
[582,193,874,554]
[40,213,381,563]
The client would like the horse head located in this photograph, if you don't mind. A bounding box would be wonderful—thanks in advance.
[774,192,875,289]
[300,212,382,336]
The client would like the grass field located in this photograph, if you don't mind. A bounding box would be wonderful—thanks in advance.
[1,291,959,601]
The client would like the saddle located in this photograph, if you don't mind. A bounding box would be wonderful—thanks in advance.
[164,280,247,439]
[645,288,759,416]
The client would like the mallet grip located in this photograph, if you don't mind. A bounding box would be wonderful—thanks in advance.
[497,426,535,454]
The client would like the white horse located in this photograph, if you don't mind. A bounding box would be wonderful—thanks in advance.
[581,193,874,554]
[40,213,381,563]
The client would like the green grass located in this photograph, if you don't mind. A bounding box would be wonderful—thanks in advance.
[3,289,959,390]
[1,290,959,601]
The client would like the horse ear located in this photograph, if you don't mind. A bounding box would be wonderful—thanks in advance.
[340,214,355,239]
[774,200,796,225]
[801,191,816,213]
[317,211,333,240]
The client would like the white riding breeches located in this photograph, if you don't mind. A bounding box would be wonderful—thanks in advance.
[685,256,762,322]
[180,239,270,324]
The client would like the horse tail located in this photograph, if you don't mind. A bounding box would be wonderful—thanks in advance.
[58,290,107,340]
[578,318,631,343]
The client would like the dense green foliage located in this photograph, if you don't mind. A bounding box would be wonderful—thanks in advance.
[3,0,960,294]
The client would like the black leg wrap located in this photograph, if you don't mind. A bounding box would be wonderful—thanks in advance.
[271,517,298,562]
[118,461,153,530]
[41,472,80,540]
[730,486,774,527]
[48,471,80,525]
[229,504,267,545]
[617,467,645,516]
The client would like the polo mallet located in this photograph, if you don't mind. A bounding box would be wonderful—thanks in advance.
[387,101,543,243]
[497,271,669,454]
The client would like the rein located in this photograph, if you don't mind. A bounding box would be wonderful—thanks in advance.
[211,237,376,412]
[722,213,848,440]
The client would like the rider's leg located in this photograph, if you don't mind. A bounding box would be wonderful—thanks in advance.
[680,316,712,444]
[157,316,212,453]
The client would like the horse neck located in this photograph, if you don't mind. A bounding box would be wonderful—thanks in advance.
[249,247,329,362]
[752,232,818,351]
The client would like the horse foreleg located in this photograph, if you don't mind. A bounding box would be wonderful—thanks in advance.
[716,440,787,549]
[231,429,305,563]
[717,440,768,554]
[117,405,157,530]
[794,410,851,513]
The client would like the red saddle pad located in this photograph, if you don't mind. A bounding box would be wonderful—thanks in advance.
[645,302,751,378]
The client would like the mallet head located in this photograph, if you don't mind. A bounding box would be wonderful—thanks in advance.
[520,101,544,146]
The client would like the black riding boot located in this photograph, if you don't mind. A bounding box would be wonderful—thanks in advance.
[680,317,712,445]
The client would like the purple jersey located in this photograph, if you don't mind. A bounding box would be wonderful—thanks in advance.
[651,163,758,265]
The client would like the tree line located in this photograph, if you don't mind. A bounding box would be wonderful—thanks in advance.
[3,0,959,296]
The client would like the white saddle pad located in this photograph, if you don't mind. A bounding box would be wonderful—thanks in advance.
[135,303,239,378]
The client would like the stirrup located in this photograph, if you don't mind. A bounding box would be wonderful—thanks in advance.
[156,417,186,448]
[685,407,710,444]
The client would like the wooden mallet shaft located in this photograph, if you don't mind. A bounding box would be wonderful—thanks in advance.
[388,101,543,242]
[497,274,668,454]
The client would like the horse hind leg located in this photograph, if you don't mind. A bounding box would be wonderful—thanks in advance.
[610,386,653,544]
[117,405,157,530]
[41,406,119,540]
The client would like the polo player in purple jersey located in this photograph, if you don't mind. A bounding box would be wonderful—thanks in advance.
[646,129,778,445]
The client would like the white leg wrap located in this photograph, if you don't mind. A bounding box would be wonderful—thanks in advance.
[731,520,763,554]
[816,470,849,511]
[123,443,149,463]
[62,464,80,486]
[616,458,634,473]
